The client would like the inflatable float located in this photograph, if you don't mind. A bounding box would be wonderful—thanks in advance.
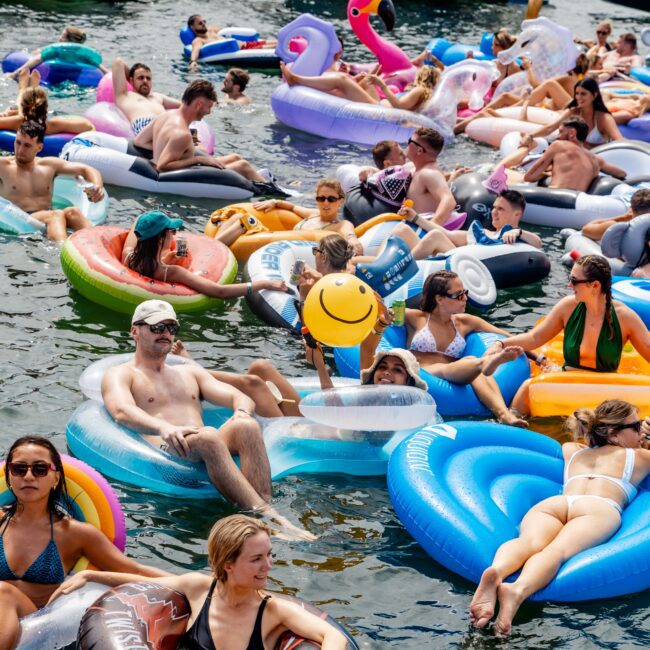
[179,25,281,67]
[0,128,82,157]
[60,131,283,200]
[243,239,496,332]
[612,276,650,328]
[334,327,530,417]
[77,582,358,650]
[388,420,650,601]
[68,355,439,497]
[60,226,238,314]
[271,15,494,145]
[425,32,495,67]
[2,44,104,88]
[0,175,108,236]
[0,455,125,649]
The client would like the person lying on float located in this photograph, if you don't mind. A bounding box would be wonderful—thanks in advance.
[581,188,650,243]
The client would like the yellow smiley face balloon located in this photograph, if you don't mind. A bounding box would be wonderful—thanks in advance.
[303,273,379,347]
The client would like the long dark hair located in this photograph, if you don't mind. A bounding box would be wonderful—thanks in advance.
[568,78,611,115]
[3,436,68,521]
[127,230,168,278]
[420,270,458,313]
[574,255,614,338]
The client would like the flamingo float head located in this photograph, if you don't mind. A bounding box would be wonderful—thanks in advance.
[348,0,397,32]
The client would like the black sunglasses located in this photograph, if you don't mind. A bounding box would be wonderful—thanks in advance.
[408,137,423,149]
[135,322,180,335]
[596,30,609,35]
[7,461,56,478]
[610,421,643,434]
[313,248,322,255]
[568,276,591,286]
[315,195,341,203]
[445,289,469,300]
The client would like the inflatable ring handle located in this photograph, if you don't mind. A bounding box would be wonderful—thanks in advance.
[209,206,249,225]
[354,212,404,237]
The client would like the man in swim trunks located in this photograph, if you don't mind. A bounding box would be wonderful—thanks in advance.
[102,300,312,540]
[187,15,277,68]
[0,121,103,241]
[111,59,181,135]
[133,80,266,182]
[523,118,626,192]
[221,68,252,105]
[594,33,644,82]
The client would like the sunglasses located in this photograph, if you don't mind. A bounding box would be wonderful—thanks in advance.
[313,248,322,255]
[135,322,180,335]
[7,461,56,478]
[568,276,591,286]
[445,289,469,300]
[596,30,609,35]
[315,195,341,203]
[408,137,424,149]
[610,420,643,433]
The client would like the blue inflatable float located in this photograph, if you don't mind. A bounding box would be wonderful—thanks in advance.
[388,420,650,601]
[0,129,78,157]
[425,33,494,66]
[333,327,530,417]
[612,276,650,327]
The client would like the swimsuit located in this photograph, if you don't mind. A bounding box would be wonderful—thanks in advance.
[563,447,637,514]
[410,314,466,358]
[293,216,339,232]
[0,511,65,584]
[563,302,622,372]
[585,124,606,146]
[178,579,270,650]
[131,116,154,135]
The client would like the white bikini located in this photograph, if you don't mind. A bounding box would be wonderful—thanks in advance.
[409,315,466,359]
[562,447,638,515]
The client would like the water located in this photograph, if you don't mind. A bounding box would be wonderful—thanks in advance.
[1,0,649,647]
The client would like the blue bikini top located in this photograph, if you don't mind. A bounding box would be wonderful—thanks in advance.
[0,511,66,584]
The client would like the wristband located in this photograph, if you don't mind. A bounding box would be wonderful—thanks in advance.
[246,282,253,296]
[536,354,547,365]
[412,213,419,225]
[496,339,505,349]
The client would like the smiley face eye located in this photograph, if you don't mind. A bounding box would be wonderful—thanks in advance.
[350,7,360,16]
[359,285,366,293]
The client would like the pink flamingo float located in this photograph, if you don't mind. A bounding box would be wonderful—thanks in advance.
[347,0,417,91]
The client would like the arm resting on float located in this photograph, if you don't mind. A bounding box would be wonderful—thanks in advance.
[193,365,256,414]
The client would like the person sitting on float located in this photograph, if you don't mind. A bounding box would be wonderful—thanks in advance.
[122,210,287,299]
[470,398,650,636]
[581,188,650,242]
[50,514,348,648]
[0,435,166,649]
[492,254,650,416]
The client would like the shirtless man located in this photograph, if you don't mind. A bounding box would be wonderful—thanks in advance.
[221,68,251,105]
[102,300,311,539]
[594,33,644,82]
[187,15,277,68]
[364,190,541,262]
[523,118,626,192]
[133,79,265,181]
[112,59,180,135]
[582,189,650,241]
[0,120,103,241]
[403,127,456,225]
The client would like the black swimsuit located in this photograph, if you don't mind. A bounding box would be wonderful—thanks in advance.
[179,579,270,650]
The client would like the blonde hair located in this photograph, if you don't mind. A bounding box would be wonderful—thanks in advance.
[596,21,612,36]
[565,399,637,447]
[207,515,271,582]
[493,29,516,50]
[413,66,440,104]
[63,26,87,43]
[315,178,344,199]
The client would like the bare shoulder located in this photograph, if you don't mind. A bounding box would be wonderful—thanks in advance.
[562,441,584,460]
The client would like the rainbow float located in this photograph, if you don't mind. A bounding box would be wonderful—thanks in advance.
[60,227,237,314]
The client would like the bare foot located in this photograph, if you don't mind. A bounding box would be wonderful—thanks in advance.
[280,61,298,86]
[499,410,529,428]
[470,567,500,628]
[171,340,191,358]
[29,69,41,87]
[493,582,524,637]
[481,346,523,377]
[268,513,317,542]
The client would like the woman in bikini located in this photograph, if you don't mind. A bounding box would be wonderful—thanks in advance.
[398,270,526,426]
[122,210,286,298]
[0,436,165,649]
[492,255,650,415]
[470,398,650,636]
[51,514,348,649]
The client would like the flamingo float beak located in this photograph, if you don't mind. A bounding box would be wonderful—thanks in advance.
[377,0,396,31]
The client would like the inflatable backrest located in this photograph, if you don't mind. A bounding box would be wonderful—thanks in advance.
[480,32,494,58]
[41,43,102,67]
[601,213,650,266]
[179,24,196,45]
[218,27,259,42]
[425,37,452,61]
[367,165,411,207]
[276,13,342,77]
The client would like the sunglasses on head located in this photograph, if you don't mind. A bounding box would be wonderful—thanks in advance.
[7,461,56,478]
[568,276,591,286]
[445,289,469,300]
[315,195,340,203]
[610,420,643,433]
[135,322,180,335]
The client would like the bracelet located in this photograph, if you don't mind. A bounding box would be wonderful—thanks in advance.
[412,213,419,225]
[372,326,387,335]
[246,282,253,296]
[536,354,547,364]
[377,319,390,327]
[496,339,505,349]
[236,407,252,416]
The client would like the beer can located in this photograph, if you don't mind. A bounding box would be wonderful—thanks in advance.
[175,236,188,257]
[391,299,406,327]
[190,127,199,145]
[289,259,305,285]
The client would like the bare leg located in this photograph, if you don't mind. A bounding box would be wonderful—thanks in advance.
[63,206,91,231]
[0,582,38,649]
[281,62,378,104]
[30,209,68,241]
[527,79,571,111]
[213,214,246,246]
[226,159,264,182]
[454,91,522,134]
[510,377,531,416]
[247,359,302,417]
[471,374,528,427]
[209,369,284,418]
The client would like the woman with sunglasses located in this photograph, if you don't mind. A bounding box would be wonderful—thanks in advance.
[493,255,650,416]
[397,270,527,427]
[253,179,362,254]
[470,398,650,636]
[0,436,165,649]
[585,21,614,59]
[122,210,286,298]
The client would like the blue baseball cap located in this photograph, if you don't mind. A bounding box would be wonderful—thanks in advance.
[134,210,184,241]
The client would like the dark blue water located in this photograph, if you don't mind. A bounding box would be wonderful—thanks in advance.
[0,0,649,647]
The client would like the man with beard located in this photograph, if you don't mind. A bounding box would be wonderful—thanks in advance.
[111,58,181,135]
[0,120,103,241]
